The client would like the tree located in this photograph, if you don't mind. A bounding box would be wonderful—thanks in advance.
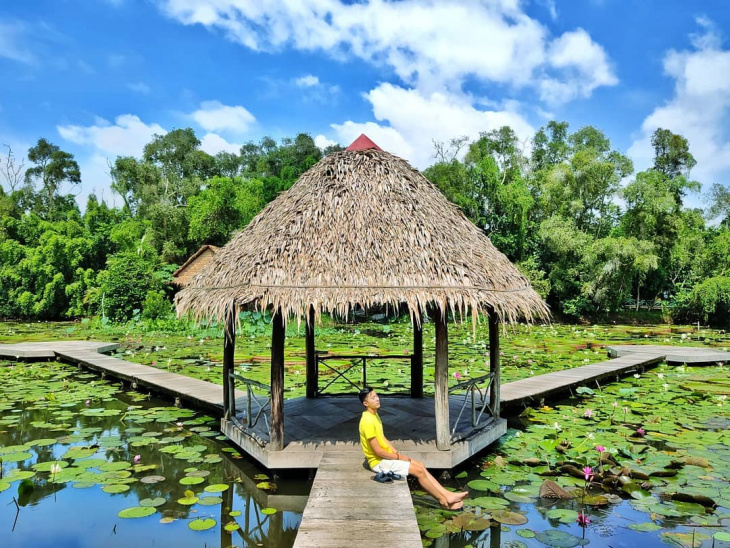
[707,183,730,225]
[1,144,25,192]
[24,138,81,219]
[531,121,570,172]
[650,128,700,208]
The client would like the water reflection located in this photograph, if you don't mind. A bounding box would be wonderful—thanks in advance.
[0,360,307,547]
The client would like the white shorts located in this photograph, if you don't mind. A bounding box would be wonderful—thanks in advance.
[372,459,411,476]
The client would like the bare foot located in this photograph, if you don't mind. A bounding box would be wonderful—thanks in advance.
[445,491,468,505]
[445,500,463,510]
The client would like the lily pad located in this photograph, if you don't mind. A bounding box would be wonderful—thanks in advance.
[629,523,663,532]
[140,475,166,484]
[204,483,229,493]
[198,496,223,506]
[261,507,277,515]
[177,496,199,505]
[534,529,587,547]
[546,509,579,523]
[188,518,216,531]
[140,497,166,507]
[180,476,204,485]
[492,510,528,525]
[468,479,500,492]
[102,484,130,493]
[118,506,156,519]
[224,521,241,532]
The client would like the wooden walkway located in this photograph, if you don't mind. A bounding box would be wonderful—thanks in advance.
[501,352,665,411]
[293,451,421,548]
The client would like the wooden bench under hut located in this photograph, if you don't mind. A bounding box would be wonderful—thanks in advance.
[174,134,549,470]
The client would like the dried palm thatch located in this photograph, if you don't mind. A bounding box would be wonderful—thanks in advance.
[175,147,549,327]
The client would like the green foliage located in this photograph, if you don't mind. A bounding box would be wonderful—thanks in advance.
[142,291,172,320]
[97,251,161,323]
[673,276,730,326]
[24,138,81,220]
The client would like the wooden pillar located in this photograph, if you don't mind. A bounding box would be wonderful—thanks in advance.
[222,302,236,419]
[305,305,317,398]
[411,313,423,398]
[434,307,450,450]
[488,309,501,417]
[270,308,286,451]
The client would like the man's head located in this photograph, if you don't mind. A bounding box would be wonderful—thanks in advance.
[358,387,380,411]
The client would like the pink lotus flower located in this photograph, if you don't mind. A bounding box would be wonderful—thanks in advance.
[584,409,593,418]
[85,399,90,406]
[636,427,646,436]
[577,511,590,527]
[582,466,593,481]
[453,372,462,379]
[133,455,141,464]
[595,445,606,453]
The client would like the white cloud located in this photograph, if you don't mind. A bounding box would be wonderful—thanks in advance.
[190,100,256,134]
[331,84,534,168]
[128,82,151,94]
[0,20,35,64]
[295,74,320,88]
[628,18,730,187]
[314,134,338,150]
[57,114,166,157]
[158,0,615,101]
[199,132,241,155]
[539,28,617,104]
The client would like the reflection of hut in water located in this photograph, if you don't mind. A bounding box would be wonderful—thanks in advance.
[172,245,219,287]
[175,135,549,469]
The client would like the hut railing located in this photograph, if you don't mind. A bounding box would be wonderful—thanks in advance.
[448,372,496,437]
[227,372,271,431]
[315,354,412,396]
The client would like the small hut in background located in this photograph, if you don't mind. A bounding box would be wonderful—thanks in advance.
[172,245,219,287]
[175,135,549,469]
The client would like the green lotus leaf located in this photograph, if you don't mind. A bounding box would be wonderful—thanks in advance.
[224,521,240,531]
[465,496,509,510]
[516,529,536,538]
[714,532,730,542]
[629,523,663,532]
[102,484,130,493]
[659,532,709,548]
[33,460,69,471]
[180,476,204,485]
[186,470,210,478]
[229,510,242,517]
[140,497,166,507]
[203,455,222,463]
[0,444,31,454]
[492,510,528,525]
[2,452,33,463]
[118,506,156,519]
[188,518,216,531]
[546,509,579,523]
[177,496,199,505]
[6,470,35,481]
[256,481,276,491]
[98,461,130,472]
[467,479,500,492]
[504,491,537,503]
[63,447,98,459]
[534,529,585,547]
[205,483,229,493]
[0,481,10,493]
[140,475,166,484]
[72,482,96,489]
[27,438,57,447]
[261,507,277,515]
[197,496,222,506]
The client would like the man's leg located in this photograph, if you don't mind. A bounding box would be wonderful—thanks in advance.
[408,460,468,509]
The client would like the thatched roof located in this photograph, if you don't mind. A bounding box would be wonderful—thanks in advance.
[175,138,549,326]
[172,245,219,287]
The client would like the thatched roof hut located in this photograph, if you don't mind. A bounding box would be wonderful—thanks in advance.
[175,140,548,325]
[172,245,219,287]
[175,135,549,454]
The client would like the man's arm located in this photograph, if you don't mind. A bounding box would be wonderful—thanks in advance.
[368,438,410,461]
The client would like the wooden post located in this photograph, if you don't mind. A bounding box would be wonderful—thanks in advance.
[488,309,501,417]
[434,307,450,450]
[411,313,423,398]
[270,308,286,451]
[305,305,317,398]
[222,302,236,420]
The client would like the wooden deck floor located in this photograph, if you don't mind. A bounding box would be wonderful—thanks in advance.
[293,451,421,547]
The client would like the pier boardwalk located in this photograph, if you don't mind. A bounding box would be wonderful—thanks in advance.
[292,451,421,547]
[3,340,730,546]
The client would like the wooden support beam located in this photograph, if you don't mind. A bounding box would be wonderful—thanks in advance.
[488,310,501,417]
[222,302,236,419]
[270,309,286,451]
[434,308,450,450]
[305,306,317,398]
[411,314,423,398]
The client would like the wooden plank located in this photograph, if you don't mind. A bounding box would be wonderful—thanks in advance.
[433,309,449,450]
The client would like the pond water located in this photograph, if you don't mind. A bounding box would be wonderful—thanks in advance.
[0,360,308,548]
[414,362,730,547]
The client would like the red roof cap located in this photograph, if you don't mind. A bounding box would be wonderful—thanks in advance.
[346,134,382,151]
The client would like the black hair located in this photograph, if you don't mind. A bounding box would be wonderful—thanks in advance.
[358,386,373,404]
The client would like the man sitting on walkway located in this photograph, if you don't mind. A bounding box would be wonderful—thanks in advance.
[358,387,468,510]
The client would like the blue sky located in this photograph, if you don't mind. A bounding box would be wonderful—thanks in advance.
[1,0,729,210]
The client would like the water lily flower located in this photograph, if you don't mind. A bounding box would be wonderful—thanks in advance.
[636,427,646,436]
[133,455,141,464]
[577,511,590,527]
[553,422,561,431]
[85,399,90,406]
[587,432,595,440]
[612,401,618,408]
[582,466,593,481]
[595,445,606,453]
[453,372,462,379]
[527,359,533,364]
[176,422,183,427]
[49,463,62,476]
[657,373,664,379]
[663,383,670,390]
[584,409,593,418]
[633,373,640,378]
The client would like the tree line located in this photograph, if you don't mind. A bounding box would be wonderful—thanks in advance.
[0,124,728,325]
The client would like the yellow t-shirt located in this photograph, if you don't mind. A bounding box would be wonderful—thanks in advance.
[359,411,393,468]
